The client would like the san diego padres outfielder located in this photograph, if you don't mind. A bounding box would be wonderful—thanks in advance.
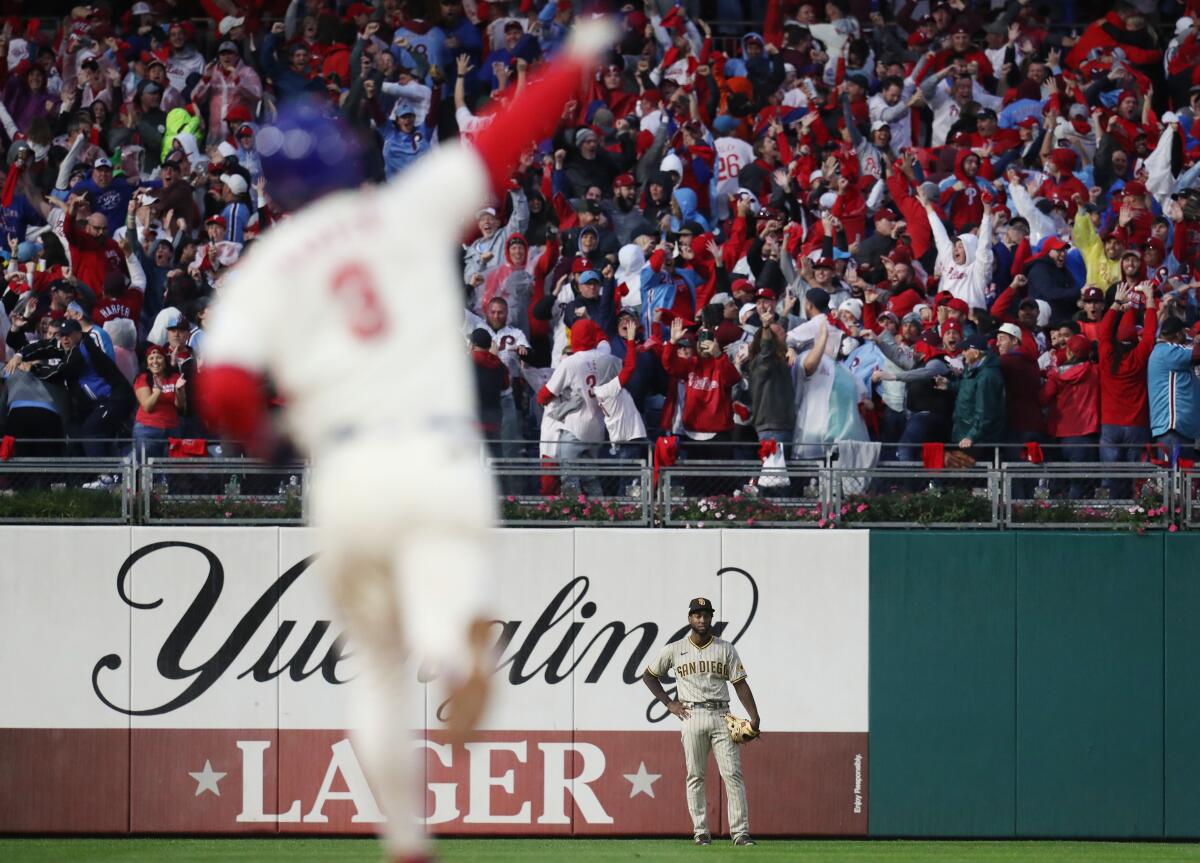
[642,597,761,846]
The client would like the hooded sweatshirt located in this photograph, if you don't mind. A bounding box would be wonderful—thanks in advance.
[1097,306,1157,427]
[478,233,535,334]
[1041,359,1100,437]
[937,150,998,233]
[463,190,529,286]
[161,107,203,164]
[669,187,710,233]
[927,205,993,311]
[614,243,647,311]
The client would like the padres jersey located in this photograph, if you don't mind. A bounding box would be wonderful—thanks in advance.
[646,635,746,703]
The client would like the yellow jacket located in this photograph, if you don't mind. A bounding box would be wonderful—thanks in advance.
[1073,210,1122,289]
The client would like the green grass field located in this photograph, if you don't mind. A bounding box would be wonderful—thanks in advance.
[3,839,1200,863]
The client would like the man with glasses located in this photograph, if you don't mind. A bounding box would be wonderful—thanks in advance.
[64,196,129,296]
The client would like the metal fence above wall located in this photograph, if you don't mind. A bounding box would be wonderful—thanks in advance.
[0,439,1188,531]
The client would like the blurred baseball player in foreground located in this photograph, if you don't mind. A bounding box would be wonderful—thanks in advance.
[642,597,761,847]
[198,20,616,863]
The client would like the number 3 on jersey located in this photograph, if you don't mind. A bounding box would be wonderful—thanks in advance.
[330,263,388,340]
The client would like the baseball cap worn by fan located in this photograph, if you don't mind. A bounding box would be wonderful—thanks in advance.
[221,173,248,195]
[218,16,244,36]
[998,323,1022,340]
[1067,334,1091,357]
[688,597,714,615]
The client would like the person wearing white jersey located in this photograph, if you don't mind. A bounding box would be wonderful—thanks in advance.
[537,318,620,496]
[713,123,754,222]
[197,20,617,863]
[921,185,994,312]
[643,596,761,847]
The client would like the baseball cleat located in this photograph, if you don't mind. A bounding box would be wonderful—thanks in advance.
[733,834,757,846]
[694,834,712,845]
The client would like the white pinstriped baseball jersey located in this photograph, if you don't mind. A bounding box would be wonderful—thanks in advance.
[646,634,746,703]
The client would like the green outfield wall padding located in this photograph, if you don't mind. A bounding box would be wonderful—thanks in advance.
[868,532,1017,837]
[1013,533,1164,837]
[1165,534,1200,838]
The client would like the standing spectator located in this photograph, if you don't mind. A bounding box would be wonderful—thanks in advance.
[64,199,129,297]
[190,42,263,148]
[469,329,509,455]
[1041,333,1101,499]
[162,20,206,96]
[1097,282,1157,494]
[149,157,199,232]
[217,175,253,244]
[1149,316,1200,462]
[661,316,743,462]
[921,187,993,311]
[380,103,431,180]
[463,191,528,286]
[21,319,133,461]
[995,321,1045,461]
[132,344,184,459]
[948,333,1006,460]
[537,319,618,497]
[740,321,796,451]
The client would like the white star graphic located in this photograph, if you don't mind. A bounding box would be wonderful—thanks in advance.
[623,762,661,799]
[188,759,226,797]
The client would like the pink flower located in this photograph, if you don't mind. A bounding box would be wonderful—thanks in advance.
[817,518,826,528]
[841,504,850,514]
[570,516,578,522]
[746,518,755,526]
[577,494,587,503]
[223,511,232,518]
[582,507,592,516]
[856,503,868,513]
[1169,524,1179,533]
[506,495,516,502]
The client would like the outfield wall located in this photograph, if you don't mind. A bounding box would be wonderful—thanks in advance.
[0,528,1194,837]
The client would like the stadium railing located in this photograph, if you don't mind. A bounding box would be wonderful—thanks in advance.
[0,437,1186,530]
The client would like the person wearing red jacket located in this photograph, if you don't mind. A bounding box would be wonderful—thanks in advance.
[1097,282,1157,497]
[937,150,995,234]
[1041,333,1101,499]
[1037,149,1089,221]
[63,198,130,297]
[887,152,935,262]
[660,316,741,464]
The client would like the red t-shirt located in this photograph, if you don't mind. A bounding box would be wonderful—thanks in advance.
[94,288,144,328]
[134,371,182,429]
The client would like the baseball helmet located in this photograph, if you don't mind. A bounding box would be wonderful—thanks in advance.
[256,99,365,212]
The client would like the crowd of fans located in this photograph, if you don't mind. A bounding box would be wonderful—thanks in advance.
[1,1,1200,496]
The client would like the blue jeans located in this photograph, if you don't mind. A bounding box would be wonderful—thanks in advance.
[880,407,907,462]
[558,430,603,498]
[1153,430,1197,465]
[132,423,174,460]
[897,412,946,463]
[1059,434,1099,500]
[604,440,648,496]
[1100,424,1150,498]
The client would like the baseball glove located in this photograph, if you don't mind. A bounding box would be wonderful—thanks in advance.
[724,713,760,744]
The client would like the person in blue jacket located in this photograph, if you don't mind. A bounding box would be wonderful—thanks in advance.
[1148,315,1200,462]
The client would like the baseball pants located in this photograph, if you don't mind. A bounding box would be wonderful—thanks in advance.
[313,435,495,859]
[681,706,749,839]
